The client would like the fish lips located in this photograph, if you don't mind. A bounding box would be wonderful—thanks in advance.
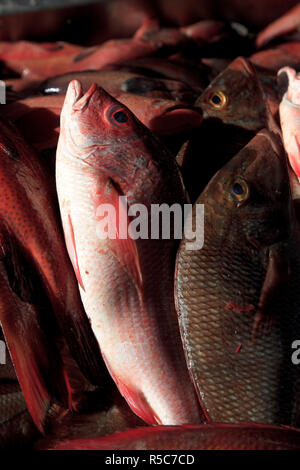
[72,82,98,111]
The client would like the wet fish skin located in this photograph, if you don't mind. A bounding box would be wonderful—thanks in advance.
[56,80,204,426]
[175,129,300,425]
[47,423,300,450]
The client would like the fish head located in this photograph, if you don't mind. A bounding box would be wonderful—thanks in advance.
[202,129,291,249]
[278,66,300,106]
[195,57,268,131]
[60,79,148,157]
[60,80,178,194]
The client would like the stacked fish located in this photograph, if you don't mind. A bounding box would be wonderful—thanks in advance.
[1,5,300,451]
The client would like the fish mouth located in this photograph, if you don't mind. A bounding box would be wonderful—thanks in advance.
[72,81,98,110]
[163,104,203,117]
[277,67,300,106]
[150,105,202,134]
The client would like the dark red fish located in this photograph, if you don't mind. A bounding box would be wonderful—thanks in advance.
[0,119,106,429]
[46,423,300,450]
[175,129,300,425]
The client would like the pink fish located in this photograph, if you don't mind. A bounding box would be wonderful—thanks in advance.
[56,80,204,425]
[278,66,300,179]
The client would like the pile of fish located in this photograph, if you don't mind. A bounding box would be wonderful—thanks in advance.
[2,3,300,451]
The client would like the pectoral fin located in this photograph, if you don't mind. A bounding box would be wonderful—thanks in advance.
[95,179,143,290]
[65,214,85,291]
[288,134,300,180]
[252,242,290,342]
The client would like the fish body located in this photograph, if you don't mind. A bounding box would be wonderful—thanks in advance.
[56,80,203,425]
[0,119,106,428]
[175,130,300,425]
[278,66,300,179]
[48,423,300,450]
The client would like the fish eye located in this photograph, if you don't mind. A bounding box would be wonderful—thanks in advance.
[113,110,128,123]
[229,179,249,202]
[106,105,130,127]
[209,90,227,109]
